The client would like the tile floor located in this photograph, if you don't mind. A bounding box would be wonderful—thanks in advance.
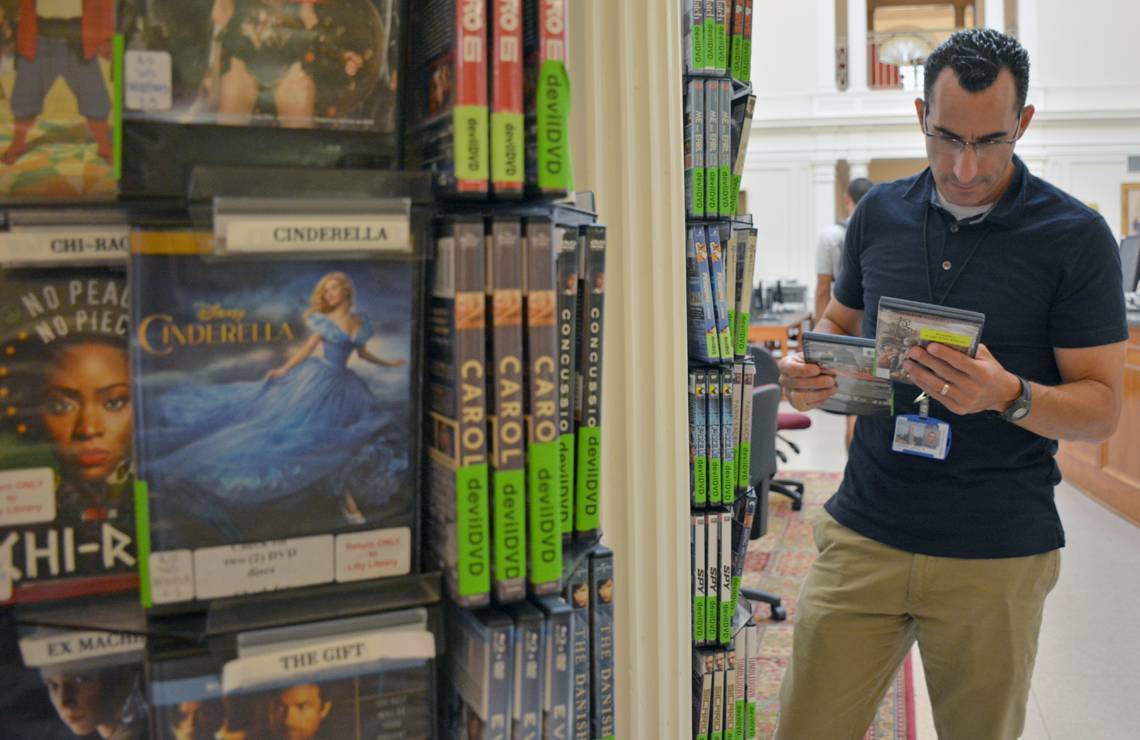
[777,404,1140,739]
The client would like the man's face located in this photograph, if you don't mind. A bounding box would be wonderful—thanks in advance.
[917,68,1034,207]
[42,670,109,737]
[269,684,331,740]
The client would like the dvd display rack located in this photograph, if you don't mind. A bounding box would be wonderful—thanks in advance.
[0,1,614,738]
[681,2,764,738]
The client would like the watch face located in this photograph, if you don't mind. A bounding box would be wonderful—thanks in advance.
[1011,405,1030,420]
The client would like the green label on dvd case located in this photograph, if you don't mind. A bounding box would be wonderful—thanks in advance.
[134,480,152,608]
[558,432,575,536]
[709,458,722,505]
[720,166,732,215]
[707,164,719,216]
[736,702,745,740]
[747,703,756,737]
[455,105,489,182]
[704,17,716,71]
[694,24,706,70]
[730,174,743,216]
[458,463,491,598]
[728,308,737,341]
[694,456,708,505]
[738,441,752,488]
[743,39,753,82]
[731,575,742,616]
[527,440,562,585]
[721,598,733,644]
[719,327,733,360]
[723,459,736,505]
[575,426,601,533]
[694,595,705,642]
[537,60,573,193]
[717,21,727,70]
[706,332,719,360]
[734,308,750,357]
[705,595,717,643]
[493,468,526,584]
[492,111,524,186]
[694,169,706,217]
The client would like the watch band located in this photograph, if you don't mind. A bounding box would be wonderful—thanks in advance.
[1000,375,1032,422]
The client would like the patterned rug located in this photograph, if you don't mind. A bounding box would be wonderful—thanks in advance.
[742,471,916,740]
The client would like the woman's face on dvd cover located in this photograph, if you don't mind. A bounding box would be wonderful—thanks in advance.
[40,342,132,483]
[41,669,115,737]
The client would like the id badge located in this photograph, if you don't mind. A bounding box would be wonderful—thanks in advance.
[892,414,951,460]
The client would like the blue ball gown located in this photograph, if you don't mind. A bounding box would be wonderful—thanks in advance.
[146,313,406,535]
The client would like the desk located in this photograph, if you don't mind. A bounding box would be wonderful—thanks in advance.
[748,311,812,353]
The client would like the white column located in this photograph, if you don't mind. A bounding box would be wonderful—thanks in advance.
[817,0,837,91]
[984,0,1006,31]
[569,2,689,737]
[813,161,839,239]
[847,0,869,93]
[1017,0,1040,78]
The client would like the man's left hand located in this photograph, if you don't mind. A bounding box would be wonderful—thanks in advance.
[904,343,1020,416]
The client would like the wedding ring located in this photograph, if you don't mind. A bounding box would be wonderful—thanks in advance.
[940,382,950,396]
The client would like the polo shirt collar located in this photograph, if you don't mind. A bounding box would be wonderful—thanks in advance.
[902,155,1028,228]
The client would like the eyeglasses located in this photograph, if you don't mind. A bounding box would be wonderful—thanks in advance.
[922,109,1024,159]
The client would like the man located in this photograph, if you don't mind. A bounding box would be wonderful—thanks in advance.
[813,176,873,324]
[777,28,1127,740]
[2,0,114,164]
[268,683,332,740]
[41,663,146,739]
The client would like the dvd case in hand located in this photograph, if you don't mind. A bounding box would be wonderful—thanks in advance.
[563,558,591,740]
[522,218,562,595]
[686,227,720,364]
[684,79,707,220]
[693,648,714,740]
[523,0,572,197]
[718,511,732,645]
[573,226,606,538]
[1,613,148,739]
[704,82,720,218]
[486,217,527,603]
[802,332,894,415]
[708,226,733,361]
[491,0,526,198]
[720,369,736,508]
[588,546,615,740]
[428,217,492,607]
[718,81,733,216]
[691,514,706,644]
[737,359,754,488]
[445,606,513,739]
[707,380,722,507]
[732,227,757,358]
[0,268,137,604]
[689,370,709,508]
[507,602,544,740]
[132,232,420,609]
[682,0,706,74]
[703,514,717,644]
[408,0,489,196]
[2,1,116,199]
[873,297,985,384]
[536,595,573,740]
[555,227,578,540]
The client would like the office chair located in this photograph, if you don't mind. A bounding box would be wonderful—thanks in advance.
[738,381,787,621]
[748,346,806,511]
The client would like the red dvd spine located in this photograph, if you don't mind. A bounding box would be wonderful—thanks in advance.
[456,0,490,194]
[491,0,525,196]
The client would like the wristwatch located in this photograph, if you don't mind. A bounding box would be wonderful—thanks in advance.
[1000,375,1032,422]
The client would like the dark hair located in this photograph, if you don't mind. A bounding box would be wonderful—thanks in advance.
[923,28,1029,111]
[846,177,873,206]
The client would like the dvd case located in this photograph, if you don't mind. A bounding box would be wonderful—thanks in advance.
[445,605,513,739]
[708,226,733,361]
[132,231,420,609]
[1,1,116,199]
[428,216,492,607]
[737,359,754,488]
[874,297,985,384]
[729,94,756,217]
[573,225,605,538]
[692,514,706,644]
[491,0,525,198]
[723,226,738,337]
[682,0,706,75]
[719,80,733,216]
[703,513,717,645]
[729,362,744,493]
[684,79,706,220]
[563,558,590,740]
[588,546,614,740]
[724,648,737,739]
[523,0,571,197]
[729,1,745,82]
[0,267,138,604]
[719,369,736,507]
[408,0,489,196]
[693,648,714,740]
[714,0,729,73]
[689,370,709,508]
[686,226,719,364]
[710,649,724,740]
[507,601,544,740]
[522,218,562,595]
[745,621,759,739]
[702,0,716,74]
[707,380,722,507]
[742,0,754,83]
[802,332,894,415]
[732,227,757,358]
[555,226,578,540]
[733,624,747,740]
[718,511,732,645]
[536,595,573,740]
[486,217,527,604]
[704,82,720,217]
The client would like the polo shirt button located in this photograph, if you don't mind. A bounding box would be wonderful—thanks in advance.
[942,260,952,271]
[950,223,960,233]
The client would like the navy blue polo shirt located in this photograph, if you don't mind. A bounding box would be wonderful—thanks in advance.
[829,156,1129,559]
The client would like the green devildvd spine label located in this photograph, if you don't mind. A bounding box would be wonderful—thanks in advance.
[457,463,491,597]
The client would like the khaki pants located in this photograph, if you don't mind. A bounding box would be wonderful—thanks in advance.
[776,511,1061,740]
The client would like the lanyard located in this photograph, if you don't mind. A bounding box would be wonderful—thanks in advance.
[921,205,991,305]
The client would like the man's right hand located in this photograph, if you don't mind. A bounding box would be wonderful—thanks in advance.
[778,352,838,411]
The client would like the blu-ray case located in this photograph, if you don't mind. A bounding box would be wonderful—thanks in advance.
[0,267,138,604]
[131,230,419,609]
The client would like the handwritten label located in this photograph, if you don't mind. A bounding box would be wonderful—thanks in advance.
[149,550,195,605]
[19,629,145,667]
[222,630,434,692]
[193,536,334,600]
[335,527,411,583]
[220,215,412,254]
[124,50,173,111]
[0,468,56,526]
